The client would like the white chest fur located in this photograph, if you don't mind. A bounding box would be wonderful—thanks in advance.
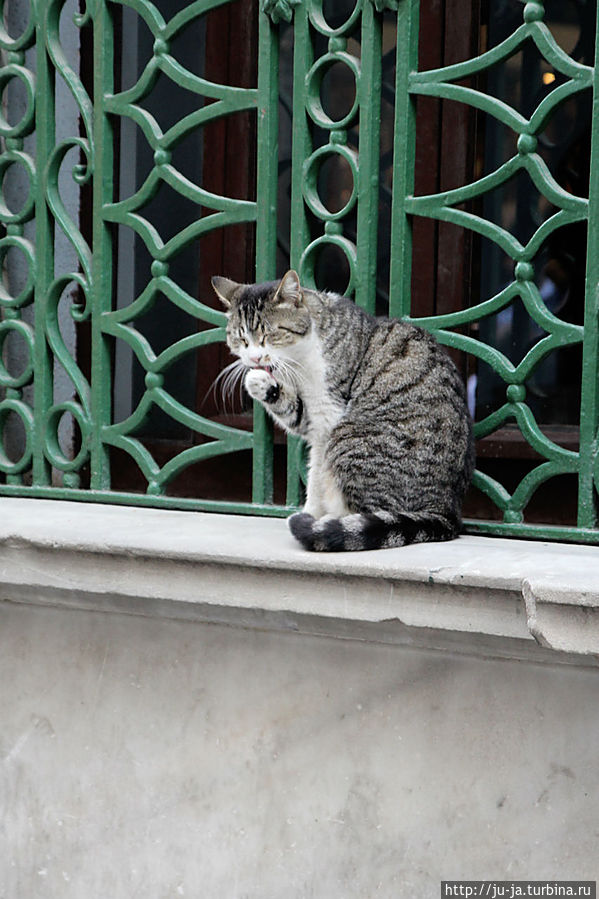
[277,329,350,518]
[283,330,344,446]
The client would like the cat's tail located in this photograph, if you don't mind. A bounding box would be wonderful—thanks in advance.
[287,509,460,552]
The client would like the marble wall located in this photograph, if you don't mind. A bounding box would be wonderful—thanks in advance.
[1,601,598,897]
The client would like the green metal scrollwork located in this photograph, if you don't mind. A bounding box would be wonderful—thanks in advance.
[261,0,301,25]
[369,0,398,12]
[99,0,266,502]
[0,0,37,486]
[0,0,284,512]
[391,0,599,539]
[284,0,384,503]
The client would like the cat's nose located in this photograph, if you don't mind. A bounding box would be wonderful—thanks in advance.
[249,352,263,365]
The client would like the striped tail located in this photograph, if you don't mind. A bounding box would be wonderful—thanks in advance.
[288,510,460,552]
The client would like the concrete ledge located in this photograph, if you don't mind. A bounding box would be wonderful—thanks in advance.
[0,498,598,664]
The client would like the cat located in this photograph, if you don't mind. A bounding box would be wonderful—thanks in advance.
[212,270,474,552]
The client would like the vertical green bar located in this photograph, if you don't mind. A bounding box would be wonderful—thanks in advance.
[90,0,114,489]
[388,0,420,320]
[577,0,599,529]
[286,0,312,506]
[32,6,54,486]
[355,0,382,315]
[253,8,279,505]
[289,0,312,279]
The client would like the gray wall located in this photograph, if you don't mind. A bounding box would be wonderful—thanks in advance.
[1,600,597,898]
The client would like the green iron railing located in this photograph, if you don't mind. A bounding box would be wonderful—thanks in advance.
[398,0,599,542]
[0,0,598,543]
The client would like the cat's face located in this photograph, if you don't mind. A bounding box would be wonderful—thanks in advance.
[211,270,311,372]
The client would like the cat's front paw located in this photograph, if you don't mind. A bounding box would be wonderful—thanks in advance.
[245,368,280,404]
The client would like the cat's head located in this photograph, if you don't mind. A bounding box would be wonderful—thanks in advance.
[211,270,311,372]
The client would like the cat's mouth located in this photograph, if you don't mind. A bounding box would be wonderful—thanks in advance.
[252,364,273,374]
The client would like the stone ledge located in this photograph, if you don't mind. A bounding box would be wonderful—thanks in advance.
[0,498,598,664]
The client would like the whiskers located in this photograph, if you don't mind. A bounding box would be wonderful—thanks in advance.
[272,356,305,390]
[205,353,306,414]
[208,358,248,413]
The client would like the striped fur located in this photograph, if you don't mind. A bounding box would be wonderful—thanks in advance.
[212,271,474,552]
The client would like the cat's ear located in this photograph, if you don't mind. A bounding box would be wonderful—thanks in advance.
[274,270,302,307]
[211,275,239,310]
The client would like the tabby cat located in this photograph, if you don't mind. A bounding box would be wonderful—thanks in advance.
[212,270,474,552]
